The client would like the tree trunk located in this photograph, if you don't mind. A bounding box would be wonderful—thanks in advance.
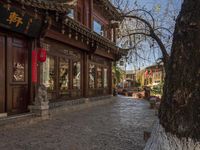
[159,0,200,139]
[145,0,200,149]
[144,120,200,150]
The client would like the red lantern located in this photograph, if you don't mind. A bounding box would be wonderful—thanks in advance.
[32,50,37,83]
[38,48,46,62]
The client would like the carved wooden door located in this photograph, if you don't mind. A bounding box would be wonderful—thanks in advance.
[7,37,29,114]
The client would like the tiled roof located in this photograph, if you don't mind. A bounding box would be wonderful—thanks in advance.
[10,0,125,58]
[14,0,73,12]
[14,0,121,20]
[95,0,122,20]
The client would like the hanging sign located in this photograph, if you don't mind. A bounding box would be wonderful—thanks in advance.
[38,48,47,62]
[0,2,43,37]
[32,50,37,83]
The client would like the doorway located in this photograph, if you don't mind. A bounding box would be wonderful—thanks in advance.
[0,34,29,115]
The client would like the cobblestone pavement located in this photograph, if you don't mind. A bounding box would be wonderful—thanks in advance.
[0,96,156,150]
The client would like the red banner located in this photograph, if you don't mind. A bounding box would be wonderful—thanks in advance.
[32,50,37,83]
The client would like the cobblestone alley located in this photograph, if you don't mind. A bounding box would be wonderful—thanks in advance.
[0,96,156,150]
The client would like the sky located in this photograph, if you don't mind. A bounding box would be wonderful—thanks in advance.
[115,0,182,71]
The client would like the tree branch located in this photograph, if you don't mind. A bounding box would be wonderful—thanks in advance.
[154,27,173,35]
[121,15,170,65]
[122,32,151,38]
[124,9,155,28]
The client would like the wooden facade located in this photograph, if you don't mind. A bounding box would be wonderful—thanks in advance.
[0,0,123,115]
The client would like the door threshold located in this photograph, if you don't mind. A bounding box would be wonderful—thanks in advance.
[0,113,35,121]
[0,113,39,129]
[0,113,7,118]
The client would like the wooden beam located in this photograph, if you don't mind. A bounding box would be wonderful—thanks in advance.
[95,47,115,60]
[45,29,89,51]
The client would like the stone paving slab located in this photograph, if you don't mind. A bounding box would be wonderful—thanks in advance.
[0,96,156,150]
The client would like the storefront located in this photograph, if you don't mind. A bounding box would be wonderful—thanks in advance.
[0,0,123,116]
[39,39,112,101]
[39,39,83,101]
[0,32,31,115]
[0,1,43,115]
[88,55,111,97]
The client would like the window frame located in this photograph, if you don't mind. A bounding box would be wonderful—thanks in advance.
[93,19,104,35]
[40,42,83,100]
[66,8,75,19]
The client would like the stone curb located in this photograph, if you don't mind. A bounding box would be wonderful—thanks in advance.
[0,96,116,129]
[49,96,116,117]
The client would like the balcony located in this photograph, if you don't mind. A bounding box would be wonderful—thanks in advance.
[65,16,120,52]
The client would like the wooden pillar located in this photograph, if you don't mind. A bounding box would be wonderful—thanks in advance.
[83,0,86,26]
[89,0,93,29]
[83,52,89,97]
[109,61,113,95]
[0,35,5,113]
[84,0,89,27]
[107,23,111,41]
[113,27,116,43]
[69,59,73,94]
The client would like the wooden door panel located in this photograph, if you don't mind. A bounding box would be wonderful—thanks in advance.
[10,86,28,113]
[7,37,29,114]
[0,35,5,113]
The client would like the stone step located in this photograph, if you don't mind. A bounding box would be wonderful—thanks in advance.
[0,96,114,129]
[49,95,112,109]
[0,113,42,129]
[0,113,7,118]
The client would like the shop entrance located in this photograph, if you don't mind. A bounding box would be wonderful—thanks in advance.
[0,35,29,115]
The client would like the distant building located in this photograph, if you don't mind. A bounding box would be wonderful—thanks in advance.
[136,64,165,88]
[144,64,165,87]
[136,69,146,87]
[117,70,136,88]
[126,70,136,81]
[125,70,136,88]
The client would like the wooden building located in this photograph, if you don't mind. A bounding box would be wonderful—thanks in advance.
[144,64,164,87]
[0,0,124,116]
[135,64,165,88]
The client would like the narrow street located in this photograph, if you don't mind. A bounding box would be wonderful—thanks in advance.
[0,96,156,150]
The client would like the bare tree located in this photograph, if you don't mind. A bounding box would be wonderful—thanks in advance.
[113,0,200,149]
[115,0,179,69]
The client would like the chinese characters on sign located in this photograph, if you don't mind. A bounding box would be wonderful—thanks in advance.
[0,3,43,37]
[6,12,23,27]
